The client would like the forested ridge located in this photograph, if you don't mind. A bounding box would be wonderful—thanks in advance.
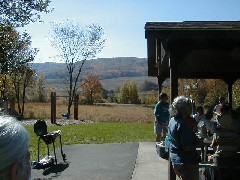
[32,57,148,81]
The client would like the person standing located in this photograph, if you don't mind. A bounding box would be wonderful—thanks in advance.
[168,96,201,180]
[213,96,226,116]
[154,92,170,142]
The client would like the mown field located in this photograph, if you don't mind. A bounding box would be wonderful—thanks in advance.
[23,102,156,160]
[24,102,155,123]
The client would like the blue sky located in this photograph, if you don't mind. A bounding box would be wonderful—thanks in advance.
[22,0,240,63]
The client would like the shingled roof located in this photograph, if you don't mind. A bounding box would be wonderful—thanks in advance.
[145,21,240,30]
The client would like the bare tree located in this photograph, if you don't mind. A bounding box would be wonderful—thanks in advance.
[50,20,106,115]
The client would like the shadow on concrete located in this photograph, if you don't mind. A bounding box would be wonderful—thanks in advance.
[42,162,69,176]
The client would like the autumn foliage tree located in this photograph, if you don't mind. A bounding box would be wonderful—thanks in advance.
[10,32,38,118]
[80,75,103,104]
[0,25,18,99]
[0,0,52,118]
[119,80,139,104]
[202,79,227,108]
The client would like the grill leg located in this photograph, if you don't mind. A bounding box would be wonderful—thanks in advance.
[38,137,41,162]
[59,135,66,161]
[47,144,50,157]
[52,142,57,164]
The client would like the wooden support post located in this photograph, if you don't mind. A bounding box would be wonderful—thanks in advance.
[51,92,56,124]
[74,94,79,120]
[168,55,178,180]
[223,78,237,110]
[227,83,233,110]
[169,57,178,105]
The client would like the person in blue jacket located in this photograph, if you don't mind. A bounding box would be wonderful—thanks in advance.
[168,96,202,180]
[154,92,170,142]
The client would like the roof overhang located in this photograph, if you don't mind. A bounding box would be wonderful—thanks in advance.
[145,21,240,81]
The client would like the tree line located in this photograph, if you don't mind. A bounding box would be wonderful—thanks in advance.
[76,77,240,112]
[59,76,240,112]
[0,0,52,119]
[1,1,107,118]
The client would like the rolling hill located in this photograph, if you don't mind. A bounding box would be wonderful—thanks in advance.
[32,57,158,91]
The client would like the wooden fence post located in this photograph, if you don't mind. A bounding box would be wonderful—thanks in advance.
[51,92,56,124]
[74,94,79,120]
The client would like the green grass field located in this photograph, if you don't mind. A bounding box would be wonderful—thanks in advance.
[25,122,154,161]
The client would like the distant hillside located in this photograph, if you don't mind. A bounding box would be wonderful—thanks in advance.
[31,57,158,91]
[32,57,148,80]
[84,57,148,79]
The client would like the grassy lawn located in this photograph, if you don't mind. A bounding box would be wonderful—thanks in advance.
[23,102,156,160]
[25,122,154,161]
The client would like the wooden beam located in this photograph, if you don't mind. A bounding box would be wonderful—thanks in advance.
[223,78,237,110]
